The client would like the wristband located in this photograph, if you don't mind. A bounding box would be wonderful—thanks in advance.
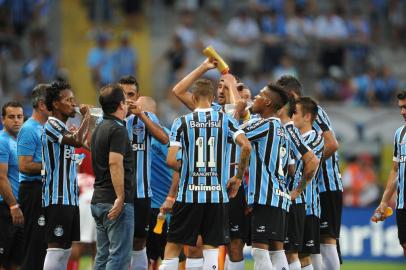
[9,204,19,210]
[166,196,175,202]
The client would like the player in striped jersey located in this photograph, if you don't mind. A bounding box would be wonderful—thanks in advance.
[240,83,290,270]
[291,97,324,270]
[41,81,91,270]
[0,102,24,269]
[172,59,252,269]
[159,79,251,270]
[119,76,169,270]
[277,75,342,270]
[374,91,406,258]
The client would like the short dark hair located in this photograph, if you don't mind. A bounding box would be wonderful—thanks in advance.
[266,83,289,111]
[32,84,50,109]
[192,79,214,100]
[45,81,72,112]
[276,75,303,97]
[296,97,318,122]
[397,91,406,100]
[119,75,139,91]
[2,101,23,117]
[99,84,125,114]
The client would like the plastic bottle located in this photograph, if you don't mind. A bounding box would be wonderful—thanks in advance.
[153,213,166,234]
[371,206,393,222]
[203,46,229,74]
[74,107,103,117]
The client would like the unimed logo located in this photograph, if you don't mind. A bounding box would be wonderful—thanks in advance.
[340,222,403,257]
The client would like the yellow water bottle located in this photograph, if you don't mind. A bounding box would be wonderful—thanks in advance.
[153,213,166,234]
[203,46,229,74]
[371,206,393,222]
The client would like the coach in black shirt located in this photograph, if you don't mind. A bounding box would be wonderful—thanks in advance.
[91,84,135,270]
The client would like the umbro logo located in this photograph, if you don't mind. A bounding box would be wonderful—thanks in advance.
[231,225,239,232]
[321,221,328,228]
[256,225,266,233]
[306,240,314,247]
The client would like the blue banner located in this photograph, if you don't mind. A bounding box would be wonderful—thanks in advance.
[340,207,403,262]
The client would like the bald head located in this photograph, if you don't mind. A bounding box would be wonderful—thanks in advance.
[137,96,157,114]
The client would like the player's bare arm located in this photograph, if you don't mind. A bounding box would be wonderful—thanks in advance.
[172,58,217,110]
[322,130,339,160]
[128,100,169,144]
[61,105,91,148]
[161,171,180,214]
[0,163,24,225]
[167,146,181,172]
[376,161,398,220]
[227,133,251,198]
[108,152,125,220]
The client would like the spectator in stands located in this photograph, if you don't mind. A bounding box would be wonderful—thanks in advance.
[346,9,370,74]
[113,32,138,81]
[315,66,351,102]
[286,5,313,63]
[350,66,377,106]
[370,65,398,105]
[87,32,114,91]
[260,8,286,73]
[226,8,260,77]
[243,69,268,97]
[342,153,380,207]
[314,6,348,75]
[388,0,405,48]
[251,0,285,15]
[272,54,298,81]
[174,9,198,71]
[39,48,59,82]
[164,34,186,86]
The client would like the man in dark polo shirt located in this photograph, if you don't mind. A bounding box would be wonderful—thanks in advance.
[91,83,135,270]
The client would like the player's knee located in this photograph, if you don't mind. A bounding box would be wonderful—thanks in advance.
[133,237,147,250]
[186,245,203,258]
[299,254,311,267]
[402,243,406,257]
[227,240,244,261]
[320,235,336,245]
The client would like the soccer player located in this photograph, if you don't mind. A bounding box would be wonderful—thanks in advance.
[41,81,91,269]
[277,75,342,269]
[17,84,50,270]
[241,84,290,270]
[374,91,406,258]
[172,59,251,270]
[0,102,24,270]
[119,75,169,270]
[159,78,251,270]
[291,97,324,270]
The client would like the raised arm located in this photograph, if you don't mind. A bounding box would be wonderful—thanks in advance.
[172,59,217,110]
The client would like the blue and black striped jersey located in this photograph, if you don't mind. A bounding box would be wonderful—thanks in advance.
[313,105,343,192]
[170,108,243,204]
[126,112,162,199]
[243,117,290,210]
[393,125,406,209]
[41,117,82,207]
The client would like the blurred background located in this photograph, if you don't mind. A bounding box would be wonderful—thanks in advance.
[0,0,405,268]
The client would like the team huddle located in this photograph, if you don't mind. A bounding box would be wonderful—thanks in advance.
[0,57,404,270]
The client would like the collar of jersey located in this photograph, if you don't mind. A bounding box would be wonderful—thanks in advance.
[265,116,280,122]
[194,108,213,112]
[284,120,294,127]
[48,116,67,128]
[302,129,316,138]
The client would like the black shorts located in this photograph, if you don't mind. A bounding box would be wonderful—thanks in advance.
[146,208,167,261]
[396,209,406,245]
[19,181,47,270]
[285,203,306,252]
[134,197,151,238]
[167,202,230,247]
[319,191,342,238]
[44,205,80,244]
[301,215,320,254]
[251,204,287,244]
[229,186,249,241]
[0,203,24,268]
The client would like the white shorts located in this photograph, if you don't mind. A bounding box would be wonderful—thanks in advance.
[79,189,96,243]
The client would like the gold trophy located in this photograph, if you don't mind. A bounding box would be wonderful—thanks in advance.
[203,46,229,74]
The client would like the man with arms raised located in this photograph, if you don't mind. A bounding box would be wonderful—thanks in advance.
[159,78,251,270]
